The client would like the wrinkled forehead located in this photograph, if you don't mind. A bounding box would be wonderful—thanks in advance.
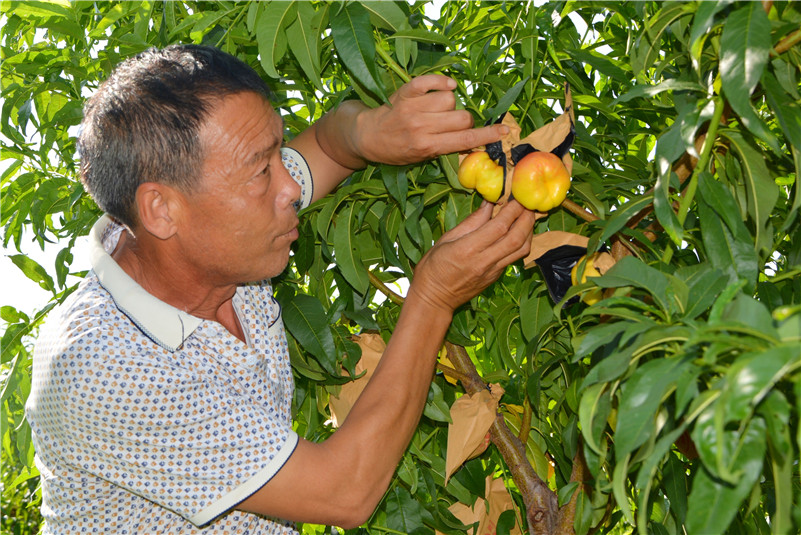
[197,91,283,170]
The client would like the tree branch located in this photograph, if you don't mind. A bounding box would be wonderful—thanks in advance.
[444,342,558,535]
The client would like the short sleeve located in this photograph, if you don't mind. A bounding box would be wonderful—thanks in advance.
[281,147,314,211]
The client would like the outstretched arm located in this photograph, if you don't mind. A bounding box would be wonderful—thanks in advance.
[238,201,536,528]
[287,75,510,202]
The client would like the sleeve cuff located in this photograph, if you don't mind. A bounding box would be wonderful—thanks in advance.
[281,147,314,211]
[188,431,299,527]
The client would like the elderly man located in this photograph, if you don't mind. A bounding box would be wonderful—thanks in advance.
[27,44,535,533]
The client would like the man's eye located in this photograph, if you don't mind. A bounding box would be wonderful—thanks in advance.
[260,165,270,175]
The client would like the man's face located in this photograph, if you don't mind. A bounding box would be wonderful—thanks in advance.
[178,91,300,285]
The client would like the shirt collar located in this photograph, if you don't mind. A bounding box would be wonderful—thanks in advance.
[89,215,203,352]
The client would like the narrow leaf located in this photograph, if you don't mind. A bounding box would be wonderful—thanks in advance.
[687,417,767,535]
[256,1,296,79]
[8,254,55,294]
[360,1,407,31]
[720,3,777,150]
[286,1,324,92]
[331,2,386,101]
[614,357,688,461]
[689,1,732,69]
[719,131,779,254]
[596,256,670,312]
[281,293,337,374]
[333,204,369,295]
[697,199,758,291]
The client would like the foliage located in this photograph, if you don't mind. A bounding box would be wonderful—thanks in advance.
[2,1,800,534]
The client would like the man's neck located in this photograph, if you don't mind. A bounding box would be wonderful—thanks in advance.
[111,231,246,342]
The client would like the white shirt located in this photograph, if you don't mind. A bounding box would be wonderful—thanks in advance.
[26,148,313,533]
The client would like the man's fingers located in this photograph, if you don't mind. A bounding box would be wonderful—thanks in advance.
[439,202,493,243]
[393,74,456,101]
[428,123,509,156]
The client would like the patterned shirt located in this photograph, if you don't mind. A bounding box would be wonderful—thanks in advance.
[27,148,313,533]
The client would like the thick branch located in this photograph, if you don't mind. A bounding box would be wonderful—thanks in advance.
[444,342,558,535]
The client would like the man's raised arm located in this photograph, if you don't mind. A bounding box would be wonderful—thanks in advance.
[287,75,510,202]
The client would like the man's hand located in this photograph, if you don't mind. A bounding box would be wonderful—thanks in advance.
[409,200,536,314]
[350,74,509,166]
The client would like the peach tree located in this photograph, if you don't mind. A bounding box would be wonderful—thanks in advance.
[2,2,799,534]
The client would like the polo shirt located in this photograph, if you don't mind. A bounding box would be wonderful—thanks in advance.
[26,148,314,533]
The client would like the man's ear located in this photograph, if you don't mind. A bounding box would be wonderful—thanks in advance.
[134,182,182,240]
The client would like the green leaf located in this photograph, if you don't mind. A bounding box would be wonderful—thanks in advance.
[386,28,452,45]
[486,76,530,118]
[256,1,296,79]
[439,153,462,191]
[4,0,72,19]
[615,80,705,104]
[721,130,779,246]
[8,254,55,294]
[286,1,324,92]
[661,452,689,524]
[687,417,767,535]
[689,1,732,70]
[697,172,750,241]
[720,293,777,339]
[598,193,654,244]
[614,356,688,461]
[333,203,369,295]
[423,381,451,423]
[631,2,692,80]
[697,198,758,291]
[719,2,771,108]
[381,164,407,210]
[595,257,670,313]
[682,267,728,320]
[653,139,683,246]
[360,1,407,31]
[578,382,611,455]
[757,392,793,535]
[331,2,386,101]
[519,291,553,343]
[763,70,801,152]
[281,293,338,375]
[719,345,797,423]
[720,4,777,151]
[612,453,634,524]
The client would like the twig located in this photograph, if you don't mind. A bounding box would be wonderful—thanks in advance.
[435,362,471,385]
[773,28,801,56]
[560,198,598,223]
[368,271,405,306]
[519,397,533,445]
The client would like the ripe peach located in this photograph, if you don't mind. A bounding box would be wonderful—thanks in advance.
[458,151,504,202]
[511,152,570,212]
